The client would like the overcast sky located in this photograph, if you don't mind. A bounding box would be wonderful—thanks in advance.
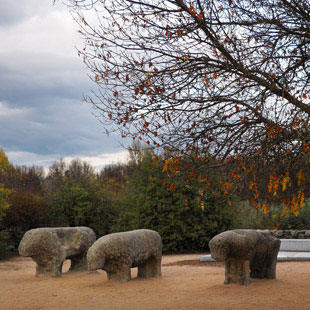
[0,0,129,171]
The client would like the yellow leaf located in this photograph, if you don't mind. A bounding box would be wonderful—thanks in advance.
[249,181,256,190]
[297,190,305,209]
[162,159,169,172]
[268,171,279,196]
[262,203,270,214]
[242,164,254,174]
[297,170,305,186]
[281,201,290,217]
[200,201,205,211]
[282,174,290,192]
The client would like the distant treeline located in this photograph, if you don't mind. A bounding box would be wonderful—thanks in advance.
[0,146,310,255]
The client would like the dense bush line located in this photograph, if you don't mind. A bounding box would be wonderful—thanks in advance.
[1,147,310,254]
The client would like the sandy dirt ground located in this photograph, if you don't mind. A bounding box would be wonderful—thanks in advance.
[0,254,309,310]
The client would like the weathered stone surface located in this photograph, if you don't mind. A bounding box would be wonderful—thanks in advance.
[209,229,280,286]
[268,230,310,239]
[87,229,162,282]
[18,227,96,277]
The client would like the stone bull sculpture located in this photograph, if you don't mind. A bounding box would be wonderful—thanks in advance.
[209,229,280,285]
[87,229,162,282]
[19,227,96,277]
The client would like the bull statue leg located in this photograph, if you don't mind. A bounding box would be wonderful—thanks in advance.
[32,252,65,277]
[106,265,131,282]
[225,259,250,285]
[262,252,278,279]
[137,256,162,278]
[69,255,88,272]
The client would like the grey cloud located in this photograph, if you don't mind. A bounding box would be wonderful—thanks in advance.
[0,50,125,159]
[0,0,62,27]
[0,97,124,157]
[0,51,91,108]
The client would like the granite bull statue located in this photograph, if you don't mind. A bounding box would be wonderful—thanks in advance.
[209,229,280,285]
[87,229,162,282]
[19,227,96,277]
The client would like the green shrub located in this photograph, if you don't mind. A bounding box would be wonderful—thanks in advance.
[276,200,310,230]
[112,153,235,252]
[231,201,278,230]
[0,230,9,254]
[231,200,310,231]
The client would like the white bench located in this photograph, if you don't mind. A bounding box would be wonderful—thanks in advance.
[279,239,310,251]
[277,239,310,261]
